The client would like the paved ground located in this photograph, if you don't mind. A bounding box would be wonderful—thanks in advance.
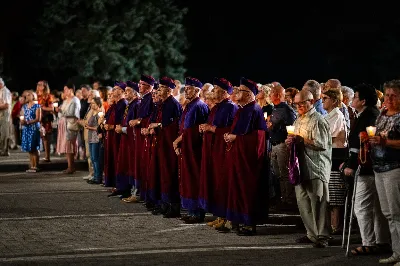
[0,151,386,265]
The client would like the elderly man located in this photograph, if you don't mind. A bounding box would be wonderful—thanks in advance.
[285,90,332,248]
[302,80,327,116]
[114,82,141,197]
[104,81,128,190]
[173,77,209,224]
[0,77,12,156]
[145,77,182,217]
[129,75,155,203]
[199,77,239,228]
[269,85,297,208]
[223,77,268,236]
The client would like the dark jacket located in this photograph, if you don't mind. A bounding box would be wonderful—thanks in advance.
[345,106,380,175]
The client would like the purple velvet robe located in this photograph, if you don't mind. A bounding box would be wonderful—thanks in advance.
[225,101,268,225]
[179,97,209,211]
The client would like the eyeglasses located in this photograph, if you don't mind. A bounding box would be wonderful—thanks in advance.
[322,96,331,101]
[293,100,311,107]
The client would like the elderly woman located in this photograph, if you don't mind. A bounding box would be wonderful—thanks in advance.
[56,83,81,174]
[369,80,400,264]
[21,91,42,172]
[257,84,274,117]
[342,84,390,256]
[322,88,348,235]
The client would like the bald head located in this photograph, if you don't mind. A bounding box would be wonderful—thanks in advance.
[272,85,284,94]
[270,85,285,105]
[296,90,313,101]
[326,79,341,89]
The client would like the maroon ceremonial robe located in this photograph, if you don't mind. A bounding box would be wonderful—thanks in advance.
[104,104,116,187]
[147,96,181,204]
[116,99,139,192]
[199,99,238,217]
[225,101,268,225]
[179,97,209,212]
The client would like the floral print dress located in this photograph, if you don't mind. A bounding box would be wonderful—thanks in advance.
[21,103,41,152]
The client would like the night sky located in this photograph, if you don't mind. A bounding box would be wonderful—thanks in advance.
[1,1,400,91]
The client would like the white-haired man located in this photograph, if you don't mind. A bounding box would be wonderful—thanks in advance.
[0,77,12,156]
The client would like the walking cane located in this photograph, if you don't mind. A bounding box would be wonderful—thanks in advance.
[341,188,349,249]
[345,165,361,257]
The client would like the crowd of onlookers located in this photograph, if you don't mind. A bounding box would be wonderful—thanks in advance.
[0,75,399,265]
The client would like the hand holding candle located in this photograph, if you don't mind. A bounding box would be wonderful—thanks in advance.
[263,112,268,120]
[19,115,24,121]
[366,126,376,137]
[53,102,58,108]
[286,125,295,135]
[98,111,104,118]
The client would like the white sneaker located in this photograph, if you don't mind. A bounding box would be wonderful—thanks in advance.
[82,175,92,180]
[379,256,400,264]
[394,262,400,266]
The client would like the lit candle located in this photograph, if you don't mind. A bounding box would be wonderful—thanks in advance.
[286,125,295,134]
[366,126,376,137]
[263,112,268,120]
[98,111,104,118]
[53,102,58,108]
[19,115,24,121]
[33,100,38,104]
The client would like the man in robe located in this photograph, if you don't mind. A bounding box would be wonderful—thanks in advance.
[199,77,239,228]
[115,81,141,198]
[146,77,182,217]
[124,75,155,203]
[173,77,209,224]
[223,77,268,236]
[104,81,128,190]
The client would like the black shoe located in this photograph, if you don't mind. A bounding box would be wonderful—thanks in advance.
[152,207,162,215]
[312,240,328,248]
[184,216,204,224]
[296,236,314,244]
[87,180,101,184]
[107,191,121,197]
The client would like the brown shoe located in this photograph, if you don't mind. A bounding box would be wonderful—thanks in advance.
[214,218,226,229]
[122,195,139,203]
[207,218,221,227]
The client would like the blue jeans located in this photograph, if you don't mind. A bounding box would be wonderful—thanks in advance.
[99,142,104,180]
[89,142,101,182]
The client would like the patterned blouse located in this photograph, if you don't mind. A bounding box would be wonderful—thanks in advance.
[371,110,400,173]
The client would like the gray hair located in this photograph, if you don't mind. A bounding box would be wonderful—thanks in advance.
[303,80,321,99]
[341,86,354,101]
[91,90,100,98]
[0,77,4,86]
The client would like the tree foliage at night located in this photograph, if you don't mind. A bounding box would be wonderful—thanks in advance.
[33,0,188,82]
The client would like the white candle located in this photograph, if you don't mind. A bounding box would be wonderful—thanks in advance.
[366,126,376,137]
[33,101,38,104]
[98,111,104,118]
[19,115,24,121]
[263,112,268,120]
[53,102,58,108]
[286,125,295,134]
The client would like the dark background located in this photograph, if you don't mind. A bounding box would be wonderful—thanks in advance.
[1,1,400,91]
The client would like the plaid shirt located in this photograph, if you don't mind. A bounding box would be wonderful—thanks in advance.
[293,107,332,182]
